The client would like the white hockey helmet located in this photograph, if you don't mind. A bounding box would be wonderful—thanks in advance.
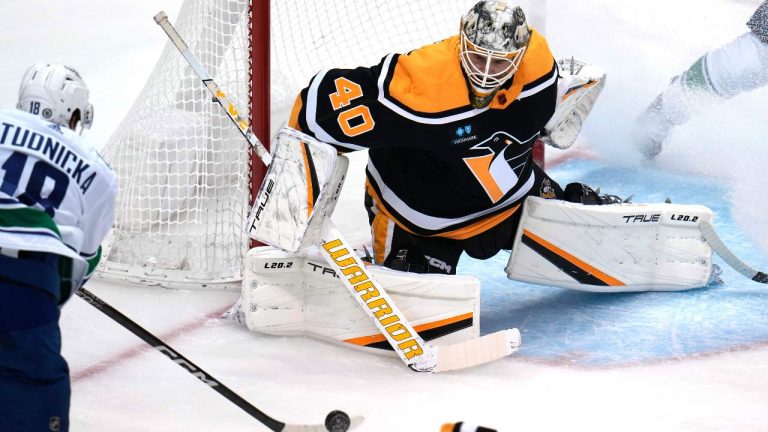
[460,1,531,106]
[17,63,94,132]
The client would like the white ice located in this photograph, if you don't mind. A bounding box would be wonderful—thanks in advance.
[1,0,767,431]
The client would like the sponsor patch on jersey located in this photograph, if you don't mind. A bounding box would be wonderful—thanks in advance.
[450,122,479,145]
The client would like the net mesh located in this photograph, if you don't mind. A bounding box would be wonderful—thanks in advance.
[98,0,545,288]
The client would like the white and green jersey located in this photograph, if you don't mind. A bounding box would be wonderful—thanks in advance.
[0,108,117,297]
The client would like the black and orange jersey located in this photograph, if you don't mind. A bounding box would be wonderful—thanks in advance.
[289,30,558,239]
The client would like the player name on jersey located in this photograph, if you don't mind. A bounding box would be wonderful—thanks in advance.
[0,121,98,193]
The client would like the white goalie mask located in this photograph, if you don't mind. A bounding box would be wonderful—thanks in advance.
[17,63,94,132]
[460,1,531,106]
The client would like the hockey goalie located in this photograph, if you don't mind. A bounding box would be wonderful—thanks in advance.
[233,126,720,372]
[228,1,740,372]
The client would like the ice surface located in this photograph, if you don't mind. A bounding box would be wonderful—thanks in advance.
[1,0,767,430]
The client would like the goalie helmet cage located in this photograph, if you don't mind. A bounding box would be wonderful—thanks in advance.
[97,0,546,289]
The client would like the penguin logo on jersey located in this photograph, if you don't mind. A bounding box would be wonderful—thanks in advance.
[463,132,534,203]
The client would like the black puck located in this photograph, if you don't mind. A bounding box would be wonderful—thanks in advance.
[325,410,351,432]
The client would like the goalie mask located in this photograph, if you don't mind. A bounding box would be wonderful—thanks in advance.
[460,1,531,108]
[17,63,94,133]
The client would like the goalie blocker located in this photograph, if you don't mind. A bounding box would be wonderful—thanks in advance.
[506,196,716,292]
[247,127,348,253]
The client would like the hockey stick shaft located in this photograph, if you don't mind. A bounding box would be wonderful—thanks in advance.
[154,11,272,166]
[76,288,335,432]
[700,221,768,284]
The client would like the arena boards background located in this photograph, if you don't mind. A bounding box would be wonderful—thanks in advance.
[1,0,767,430]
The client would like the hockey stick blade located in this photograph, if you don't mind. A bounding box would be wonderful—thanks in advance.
[700,220,768,284]
[76,288,364,431]
[433,328,521,373]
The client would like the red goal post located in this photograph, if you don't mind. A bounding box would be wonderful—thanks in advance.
[97,0,546,289]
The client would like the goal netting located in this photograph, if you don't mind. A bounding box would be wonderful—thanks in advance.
[96,0,546,289]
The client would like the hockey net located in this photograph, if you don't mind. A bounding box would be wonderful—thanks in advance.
[97,0,546,289]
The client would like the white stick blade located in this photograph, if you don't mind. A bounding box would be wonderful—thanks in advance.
[434,328,521,373]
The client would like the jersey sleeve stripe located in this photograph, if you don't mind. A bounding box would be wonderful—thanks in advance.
[81,246,102,277]
[0,207,61,236]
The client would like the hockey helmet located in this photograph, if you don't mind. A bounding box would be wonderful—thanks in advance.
[17,63,94,132]
[460,1,531,106]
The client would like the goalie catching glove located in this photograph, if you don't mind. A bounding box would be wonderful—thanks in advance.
[539,57,606,149]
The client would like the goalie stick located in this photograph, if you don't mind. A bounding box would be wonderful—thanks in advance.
[700,221,768,284]
[76,288,362,432]
[155,11,521,372]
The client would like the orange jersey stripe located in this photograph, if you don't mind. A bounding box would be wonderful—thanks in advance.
[300,142,314,217]
[366,181,520,241]
[288,93,303,130]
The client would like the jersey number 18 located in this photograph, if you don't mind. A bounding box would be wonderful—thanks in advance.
[1,152,69,217]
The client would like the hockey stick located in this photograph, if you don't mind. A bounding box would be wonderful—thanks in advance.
[76,288,362,431]
[155,11,521,372]
[319,221,521,372]
[700,221,768,284]
[153,11,272,166]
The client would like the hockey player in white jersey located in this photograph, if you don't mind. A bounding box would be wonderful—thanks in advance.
[0,64,117,432]
[634,0,768,158]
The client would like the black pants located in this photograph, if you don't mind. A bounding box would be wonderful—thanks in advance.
[366,164,564,275]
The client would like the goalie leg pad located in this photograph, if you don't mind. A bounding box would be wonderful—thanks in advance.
[506,197,714,292]
[242,246,480,352]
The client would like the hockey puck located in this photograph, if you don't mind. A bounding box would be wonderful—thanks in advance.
[325,410,351,432]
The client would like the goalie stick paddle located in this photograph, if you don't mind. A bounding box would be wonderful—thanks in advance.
[155,10,521,372]
[700,221,768,284]
[76,288,363,431]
